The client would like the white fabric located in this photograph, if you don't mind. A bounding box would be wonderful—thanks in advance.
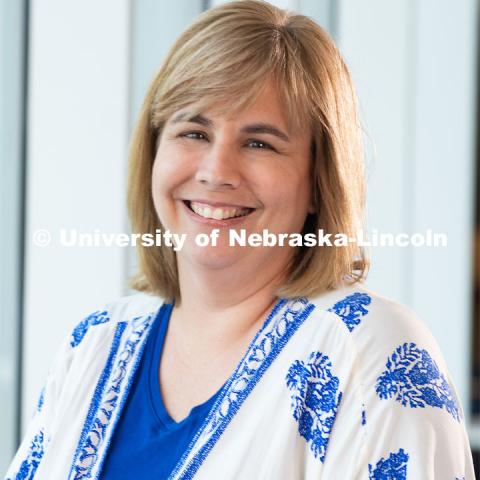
[5,283,475,479]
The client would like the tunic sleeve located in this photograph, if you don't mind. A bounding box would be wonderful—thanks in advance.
[4,333,75,480]
[360,354,475,479]
[3,305,112,480]
[322,292,476,479]
[354,299,475,479]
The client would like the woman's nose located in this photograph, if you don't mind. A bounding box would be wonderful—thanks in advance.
[194,141,241,189]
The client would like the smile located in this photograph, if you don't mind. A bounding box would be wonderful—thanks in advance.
[183,200,255,221]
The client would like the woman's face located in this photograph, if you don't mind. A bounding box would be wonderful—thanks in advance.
[151,80,314,273]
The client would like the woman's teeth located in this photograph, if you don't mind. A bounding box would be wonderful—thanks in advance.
[189,201,251,220]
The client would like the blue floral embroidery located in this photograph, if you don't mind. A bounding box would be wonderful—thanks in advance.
[70,310,110,348]
[454,476,465,480]
[8,430,45,480]
[286,351,342,463]
[376,342,460,421]
[328,292,371,332]
[368,448,409,479]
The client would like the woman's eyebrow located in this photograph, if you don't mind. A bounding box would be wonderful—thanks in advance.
[241,123,290,143]
[170,113,290,143]
[170,112,213,127]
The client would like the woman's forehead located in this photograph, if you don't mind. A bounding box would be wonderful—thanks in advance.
[164,83,310,135]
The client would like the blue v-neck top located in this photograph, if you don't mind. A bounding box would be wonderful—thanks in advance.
[100,302,225,479]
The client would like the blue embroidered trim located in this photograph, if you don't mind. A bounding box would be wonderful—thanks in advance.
[169,297,315,480]
[327,292,371,333]
[7,429,45,480]
[376,342,461,421]
[368,448,409,479]
[286,351,342,463]
[68,312,156,479]
[71,310,110,348]
[95,313,159,477]
[68,321,127,479]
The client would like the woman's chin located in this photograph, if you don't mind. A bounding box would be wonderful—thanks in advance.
[181,245,244,270]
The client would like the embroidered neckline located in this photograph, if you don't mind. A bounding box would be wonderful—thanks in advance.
[68,297,315,480]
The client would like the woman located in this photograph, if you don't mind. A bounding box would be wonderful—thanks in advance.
[5,1,475,479]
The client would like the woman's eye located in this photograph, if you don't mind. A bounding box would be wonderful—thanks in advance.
[181,131,208,141]
[247,139,274,150]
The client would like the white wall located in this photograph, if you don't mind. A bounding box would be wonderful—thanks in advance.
[131,1,204,122]
[22,0,131,430]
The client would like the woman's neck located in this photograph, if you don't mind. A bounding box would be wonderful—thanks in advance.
[171,256,287,347]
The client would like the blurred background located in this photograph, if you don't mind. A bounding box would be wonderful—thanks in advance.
[1,0,478,474]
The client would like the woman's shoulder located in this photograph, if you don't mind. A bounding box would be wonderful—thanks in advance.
[307,282,451,377]
[69,291,164,350]
[307,281,465,421]
[309,281,433,337]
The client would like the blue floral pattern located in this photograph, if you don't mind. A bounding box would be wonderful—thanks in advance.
[368,448,409,479]
[286,351,342,462]
[376,342,460,421]
[7,430,45,480]
[70,310,110,348]
[328,292,371,332]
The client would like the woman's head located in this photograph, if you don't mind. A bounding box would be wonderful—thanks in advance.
[128,0,369,301]
[151,78,315,291]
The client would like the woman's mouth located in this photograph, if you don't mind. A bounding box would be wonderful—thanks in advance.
[183,200,255,221]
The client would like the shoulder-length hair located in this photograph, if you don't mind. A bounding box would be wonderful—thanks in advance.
[127,0,369,302]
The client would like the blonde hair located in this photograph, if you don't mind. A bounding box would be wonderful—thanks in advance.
[128,0,369,302]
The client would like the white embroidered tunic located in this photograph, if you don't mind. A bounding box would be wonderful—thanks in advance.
[4,283,476,479]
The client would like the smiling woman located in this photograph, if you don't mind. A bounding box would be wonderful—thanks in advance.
[5,1,475,479]
[128,6,368,302]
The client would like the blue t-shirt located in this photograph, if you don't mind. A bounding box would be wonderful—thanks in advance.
[100,302,225,479]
